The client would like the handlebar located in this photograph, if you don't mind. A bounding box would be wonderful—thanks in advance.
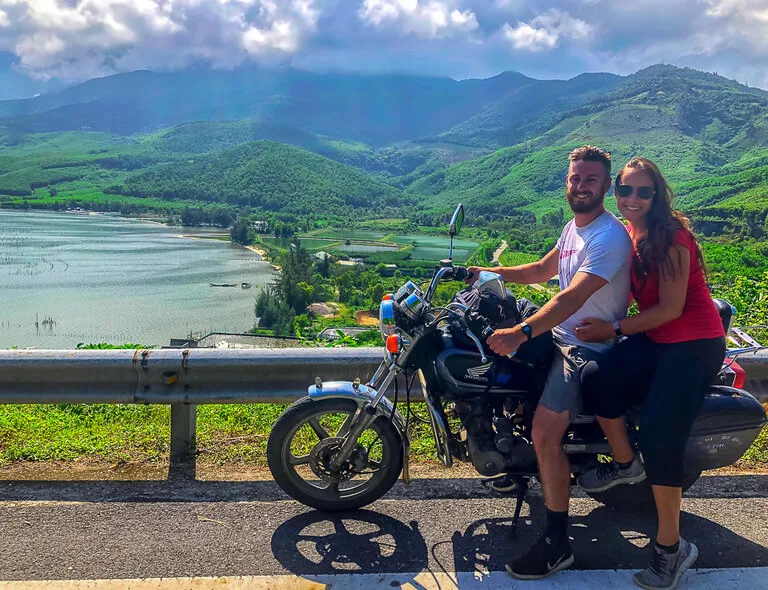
[424,265,473,303]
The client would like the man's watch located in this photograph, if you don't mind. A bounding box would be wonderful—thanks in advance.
[519,322,533,342]
[612,320,624,337]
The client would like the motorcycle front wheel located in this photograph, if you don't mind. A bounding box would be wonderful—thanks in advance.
[267,397,404,511]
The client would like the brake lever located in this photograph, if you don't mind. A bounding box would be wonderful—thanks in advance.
[464,326,488,364]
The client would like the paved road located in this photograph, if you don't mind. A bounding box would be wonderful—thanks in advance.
[491,240,508,265]
[1,474,766,584]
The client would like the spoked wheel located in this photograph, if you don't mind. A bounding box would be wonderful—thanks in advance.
[267,397,404,511]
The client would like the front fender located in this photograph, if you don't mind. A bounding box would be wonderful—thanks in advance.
[308,381,411,484]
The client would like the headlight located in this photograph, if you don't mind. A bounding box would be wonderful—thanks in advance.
[379,299,395,339]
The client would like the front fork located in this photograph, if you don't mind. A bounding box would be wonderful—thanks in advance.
[328,357,402,470]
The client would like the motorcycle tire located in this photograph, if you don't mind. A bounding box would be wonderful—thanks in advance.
[585,471,701,511]
[267,396,404,511]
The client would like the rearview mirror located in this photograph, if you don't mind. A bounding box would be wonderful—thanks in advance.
[449,204,464,237]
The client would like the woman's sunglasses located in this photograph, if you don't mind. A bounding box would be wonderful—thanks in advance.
[616,184,655,200]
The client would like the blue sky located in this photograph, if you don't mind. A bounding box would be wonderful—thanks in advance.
[0,0,767,95]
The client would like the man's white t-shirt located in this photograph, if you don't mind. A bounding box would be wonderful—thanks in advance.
[553,210,632,353]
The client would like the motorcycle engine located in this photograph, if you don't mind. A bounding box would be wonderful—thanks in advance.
[452,398,536,477]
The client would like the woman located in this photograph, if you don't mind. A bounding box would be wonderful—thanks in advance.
[574,157,725,590]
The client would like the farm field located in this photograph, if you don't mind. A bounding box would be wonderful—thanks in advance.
[266,229,480,264]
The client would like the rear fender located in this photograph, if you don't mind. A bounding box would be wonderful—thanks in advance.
[308,381,411,484]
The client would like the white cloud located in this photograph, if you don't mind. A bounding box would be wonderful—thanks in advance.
[703,0,768,52]
[0,0,319,81]
[359,0,479,38]
[502,9,591,52]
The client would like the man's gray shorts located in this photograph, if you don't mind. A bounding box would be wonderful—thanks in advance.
[538,341,603,419]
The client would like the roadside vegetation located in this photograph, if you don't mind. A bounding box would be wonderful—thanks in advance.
[0,401,764,470]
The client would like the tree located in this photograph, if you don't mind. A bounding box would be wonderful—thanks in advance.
[368,284,385,308]
[213,208,235,228]
[230,218,255,245]
[277,239,315,313]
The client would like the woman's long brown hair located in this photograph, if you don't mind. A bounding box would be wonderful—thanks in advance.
[616,158,706,282]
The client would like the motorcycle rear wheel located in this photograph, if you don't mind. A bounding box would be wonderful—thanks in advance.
[267,397,404,511]
[585,471,701,511]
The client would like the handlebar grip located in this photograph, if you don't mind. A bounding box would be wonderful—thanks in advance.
[453,266,473,281]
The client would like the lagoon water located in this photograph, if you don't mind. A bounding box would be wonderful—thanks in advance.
[0,210,274,348]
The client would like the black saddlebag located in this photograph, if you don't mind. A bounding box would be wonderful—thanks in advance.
[683,386,767,471]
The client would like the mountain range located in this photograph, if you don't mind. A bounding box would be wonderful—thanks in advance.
[1,64,768,232]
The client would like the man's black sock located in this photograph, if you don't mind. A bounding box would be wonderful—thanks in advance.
[617,456,635,470]
[544,508,569,545]
[655,540,680,554]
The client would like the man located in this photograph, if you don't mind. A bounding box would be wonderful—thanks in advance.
[467,145,632,580]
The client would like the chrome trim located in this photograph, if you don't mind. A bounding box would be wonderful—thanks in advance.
[418,370,452,468]
[425,266,454,303]
[379,300,395,339]
[402,292,428,319]
[307,381,411,484]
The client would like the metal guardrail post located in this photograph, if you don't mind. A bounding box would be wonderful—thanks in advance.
[169,403,197,480]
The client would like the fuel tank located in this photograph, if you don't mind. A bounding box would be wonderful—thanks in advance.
[433,348,543,399]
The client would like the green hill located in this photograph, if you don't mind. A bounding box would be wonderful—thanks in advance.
[406,65,768,223]
[112,141,407,214]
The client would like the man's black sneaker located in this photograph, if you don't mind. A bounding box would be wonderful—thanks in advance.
[488,474,519,493]
[505,535,575,580]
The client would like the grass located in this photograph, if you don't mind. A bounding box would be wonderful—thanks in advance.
[0,402,764,468]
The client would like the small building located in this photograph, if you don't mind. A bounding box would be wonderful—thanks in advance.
[319,327,377,341]
[379,263,398,277]
[166,332,303,349]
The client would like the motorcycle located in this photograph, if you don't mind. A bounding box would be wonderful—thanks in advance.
[267,204,768,524]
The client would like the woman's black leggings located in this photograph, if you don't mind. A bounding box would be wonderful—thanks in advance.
[581,333,725,487]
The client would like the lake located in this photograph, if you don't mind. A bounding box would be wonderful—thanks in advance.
[0,210,274,348]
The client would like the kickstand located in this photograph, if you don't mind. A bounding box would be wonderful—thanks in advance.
[509,476,529,539]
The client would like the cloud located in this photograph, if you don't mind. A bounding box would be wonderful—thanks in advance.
[703,0,768,53]
[359,0,479,39]
[0,0,319,80]
[502,9,591,52]
[1,0,768,90]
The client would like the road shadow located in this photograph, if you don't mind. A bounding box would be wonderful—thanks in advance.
[270,509,428,576]
[269,488,768,582]
[451,496,768,573]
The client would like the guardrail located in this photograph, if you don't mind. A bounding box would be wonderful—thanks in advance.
[1,348,766,479]
[0,348,384,478]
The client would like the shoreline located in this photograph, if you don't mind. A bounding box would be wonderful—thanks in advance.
[244,244,281,271]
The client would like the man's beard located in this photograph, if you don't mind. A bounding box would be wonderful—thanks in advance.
[566,190,605,214]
